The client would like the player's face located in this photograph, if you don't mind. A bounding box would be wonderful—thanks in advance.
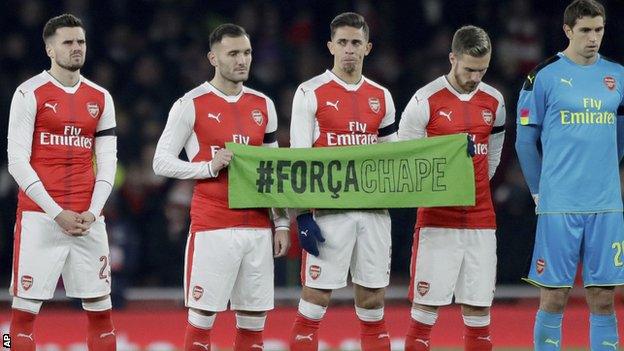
[449,52,490,93]
[564,16,604,60]
[328,26,372,75]
[209,35,252,84]
[46,27,86,72]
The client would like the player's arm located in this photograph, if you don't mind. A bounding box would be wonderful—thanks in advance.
[488,96,506,179]
[378,89,398,143]
[84,92,117,223]
[398,91,430,141]
[7,87,63,219]
[515,71,547,202]
[617,103,624,162]
[153,98,215,179]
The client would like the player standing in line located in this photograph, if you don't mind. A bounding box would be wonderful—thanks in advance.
[398,25,505,351]
[515,0,624,349]
[7,14,118,350]
[288,12,397,351]
[153,24,290,351]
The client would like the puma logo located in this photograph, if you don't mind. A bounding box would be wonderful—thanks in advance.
[208,113,221,123]
[100,328,115,338]
[527,74,535,84]
[17,333,34,341]
[250,344,264,350]
[193,341,210,350]
[439,110,453,121]
[544,338,560,347]
[300,230,308,237]
[295,333,314,341]
[560,78,573,87]
[326,100,339,111]
[378,333,390,339]
[415,338,429,347]
[601,340,618,350]
[45,102,58,113]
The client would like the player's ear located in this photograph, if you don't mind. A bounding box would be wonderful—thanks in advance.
[327,40,334,55]
[364,42,372,56]
[44,42,54,59]
[207,51,217,67]
[563,24,573,39]
[449,52,455,66]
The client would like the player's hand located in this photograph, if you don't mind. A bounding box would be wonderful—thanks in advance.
[210,149,234,175]
[273,228,291,257]
[296,213,325,257]
[467,134,476,157]
[55,210,89,236]
[78,211,96,228]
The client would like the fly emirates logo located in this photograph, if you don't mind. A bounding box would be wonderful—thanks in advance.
[40,125,93,149]
[326,121,377,146]
[210,134,250,156]
[469,134,488,156]
[560,98,615,125]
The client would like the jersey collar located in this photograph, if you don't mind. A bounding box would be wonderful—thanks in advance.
[43,70,83,94]
[203,82,246,102]
[441,75,481,101]
[325,70,365,91]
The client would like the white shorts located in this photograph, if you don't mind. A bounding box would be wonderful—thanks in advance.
[10,211,112,300]
[409,227,497,307]
[184,228,274,312]
[301,210,391,289]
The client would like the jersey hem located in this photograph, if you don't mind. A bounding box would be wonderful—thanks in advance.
[522,278,572,288]
[537,209,623,215]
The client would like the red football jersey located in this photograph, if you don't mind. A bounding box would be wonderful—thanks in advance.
[399,76,506,229]
[10,71,115,214]
[290,70,396,148]
[155,83,278,233]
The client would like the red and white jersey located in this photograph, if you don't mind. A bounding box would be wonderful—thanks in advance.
[154,83,278,233]
[8,71,115,214]
[290,70,397,148]
[399,76,506,229]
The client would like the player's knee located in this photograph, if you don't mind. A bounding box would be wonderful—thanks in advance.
[301,286,332,307]
[586,287,615,314]
[82,295,112,311]
[539,288,569,313]
[12,296,43,315]
[354,286,385,309]
[461,304,489,317]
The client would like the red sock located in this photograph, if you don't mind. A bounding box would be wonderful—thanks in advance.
[289,313,321,351]
[360,319,390,351]
[234,328,263,350]
[464,325,492,351]
[10,309,37,351]
[86,310,116,351]
[184,322,212,350]
[405,319,433,351]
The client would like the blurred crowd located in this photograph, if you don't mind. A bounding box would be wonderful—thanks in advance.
[1,0,624,303]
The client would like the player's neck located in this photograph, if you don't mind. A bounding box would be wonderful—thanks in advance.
[562,47,598,66]
[331,67,362,85]
[445,73,469,94]
[48,65,81,87]
[209,77,243,96]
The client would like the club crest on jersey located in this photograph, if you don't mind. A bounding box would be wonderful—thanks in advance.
[417,281,429,296]
[482,109,493,125]
[86,102,100,118]
[604,76,616,91]
[368,97,380,113]
[536,258,546,275]
[21,275,33,291]
[251,109,264,126]
[192,285,204,301]
[309,265,321,280]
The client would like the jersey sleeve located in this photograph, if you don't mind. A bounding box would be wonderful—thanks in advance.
[153,98,213,179]
[378,88,397,143]
[398,92,430,140]
[96,92,116,132]
[263,97,279,147]
[618,69,624,161]
[89,93,118,216]
[7,87,63,218]
[290,84,318,148]
[488,96,506,179]
[517,71,547,127]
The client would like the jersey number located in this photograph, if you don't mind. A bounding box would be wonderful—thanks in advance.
[99,255,109,279]
[613,241,624,267]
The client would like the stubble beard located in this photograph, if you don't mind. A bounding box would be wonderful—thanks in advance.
[57,58,84,72]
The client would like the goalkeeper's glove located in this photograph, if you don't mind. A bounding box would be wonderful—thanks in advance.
[296,212,325,257]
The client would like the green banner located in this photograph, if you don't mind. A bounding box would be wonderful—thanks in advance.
[227,134,475,208]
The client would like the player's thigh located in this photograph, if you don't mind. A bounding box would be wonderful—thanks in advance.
[10,211,69,300]
[409,227,464,306]
[527,214,583,287]
[351,210,391,289]
[582,212,624,286]
[455,229,497,307]
[63,216,111,298]
[184,229,244,312]
[231,228,274,311]
[301,210,357,289]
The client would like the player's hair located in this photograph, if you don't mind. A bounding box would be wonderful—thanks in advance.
[42,13,84,42]
[451,25,491,58]
[330,12,369,40]
[209,23,249,50]
[564,0,605,28]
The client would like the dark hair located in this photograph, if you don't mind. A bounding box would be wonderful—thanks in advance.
[42,13,84,42]
[564,0,605,28]
[330,12,369,40]
[209,23,249,50]
[451,25,491,57]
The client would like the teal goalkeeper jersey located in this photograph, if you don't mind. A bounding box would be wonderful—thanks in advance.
[517,52,624,213]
